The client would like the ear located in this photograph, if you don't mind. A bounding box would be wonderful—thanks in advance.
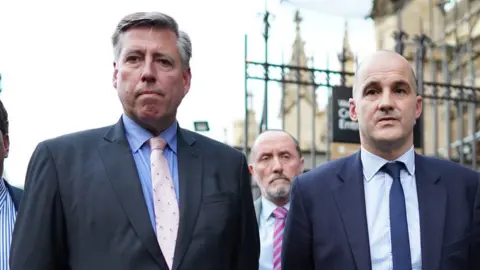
[248,164,254,176]
[182,67,192,96]
[415,95,423,119]
[349,98,358,122]
[113,62,118,89]
[299,157,305,174]
[3,135,9,158]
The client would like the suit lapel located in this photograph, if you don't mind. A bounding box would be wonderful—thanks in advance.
[415,154,445,270]
[172,128,203,270]
[333,152,372,270]
[4,180,22,210]
[98,119,168,269]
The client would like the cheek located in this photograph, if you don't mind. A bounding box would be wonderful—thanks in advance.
[356,105,371,122]
[118,69,139,91]
[255,167,269,185]
[284,164,300,177]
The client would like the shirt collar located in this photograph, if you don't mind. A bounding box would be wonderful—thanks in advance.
[360,145,415,182]
[122,114,178,154]
[260,196,290,221]
[0,179,7,208]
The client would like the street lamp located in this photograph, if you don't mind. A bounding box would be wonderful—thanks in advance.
[193,121,210,132]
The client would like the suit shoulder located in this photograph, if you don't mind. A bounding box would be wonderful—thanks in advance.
[419,155,479,179]
[182,128,245,159]
[40,125,111,149]
[297,154,353,185]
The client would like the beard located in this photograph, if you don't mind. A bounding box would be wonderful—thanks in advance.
[265,181,291,202]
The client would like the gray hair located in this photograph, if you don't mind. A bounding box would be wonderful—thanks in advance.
[111,12,192,70]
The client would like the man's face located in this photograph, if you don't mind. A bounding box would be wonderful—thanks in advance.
[249,131,304,203]
[349,52,422,147]
[113,27,191,132]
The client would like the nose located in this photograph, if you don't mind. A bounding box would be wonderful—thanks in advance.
[378,90,394,112]
[141,60,156,83]
[272,157,283,174]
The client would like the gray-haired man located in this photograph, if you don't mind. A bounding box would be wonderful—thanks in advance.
[10,12,259,270]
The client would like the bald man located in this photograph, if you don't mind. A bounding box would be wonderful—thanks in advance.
[281,50,480,270]
[249,130,304,270]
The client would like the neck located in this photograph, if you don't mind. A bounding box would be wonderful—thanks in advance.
[361,135,413,161]
[127,112,176,137]
[268,197,289,207]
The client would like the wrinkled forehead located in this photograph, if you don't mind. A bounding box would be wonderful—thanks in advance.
[253,133,297,156]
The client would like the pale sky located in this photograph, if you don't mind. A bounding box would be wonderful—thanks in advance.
[0,0,376,187]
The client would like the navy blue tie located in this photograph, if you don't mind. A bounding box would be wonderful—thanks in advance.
[382,161,412,270]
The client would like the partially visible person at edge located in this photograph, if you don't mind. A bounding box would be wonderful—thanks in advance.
[249,129,304,270]
[0,99,23,270]
[9,11,259,270]
[282,50,480,270]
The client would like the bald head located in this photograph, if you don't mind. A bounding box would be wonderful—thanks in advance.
[251,129,301,160]
[353,50,417,98]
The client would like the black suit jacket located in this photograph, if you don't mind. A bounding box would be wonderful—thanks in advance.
[4,179,23,210]
[10,118,260,270]
[282,152,480,270]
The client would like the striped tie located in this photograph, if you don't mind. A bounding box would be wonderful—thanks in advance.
[272,207,288,270]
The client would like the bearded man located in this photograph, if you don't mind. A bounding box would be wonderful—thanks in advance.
[249,129,304,270]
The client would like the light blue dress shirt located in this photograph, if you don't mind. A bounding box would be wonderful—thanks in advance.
[361,146,421,270]
[258,197,290,270]
[122,114,179,231]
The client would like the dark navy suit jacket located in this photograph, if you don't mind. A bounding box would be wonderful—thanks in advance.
[282,152,480,270]
[4,179,23,210]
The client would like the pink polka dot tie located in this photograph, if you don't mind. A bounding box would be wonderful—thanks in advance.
[150,137,179,269]
[272,207,288,270]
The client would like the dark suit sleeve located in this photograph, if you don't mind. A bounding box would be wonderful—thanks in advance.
[231,154,260,270]
[470,173,480,269]
[282,176,314,269]
[10,142,68,270]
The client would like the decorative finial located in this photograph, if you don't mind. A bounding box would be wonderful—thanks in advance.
[294,10,302,32]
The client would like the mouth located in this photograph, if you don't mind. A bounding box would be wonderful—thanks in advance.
[138,90,164,97]
[378,117,398,122]
[269,177,289,184]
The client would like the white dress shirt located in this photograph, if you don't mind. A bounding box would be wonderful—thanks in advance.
[258,196,290,270]
[361,146,422,270]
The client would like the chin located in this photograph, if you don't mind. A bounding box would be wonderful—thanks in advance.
[373,130,404,144]
[137,107,165,118]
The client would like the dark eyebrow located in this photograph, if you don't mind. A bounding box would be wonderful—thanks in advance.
[256,151,272,160]
[361,81,381,94]
[362,79,411,93]
[392,80,411,89]
[123,49,176,64]
[124,49,173,59]
[278,150,293,156]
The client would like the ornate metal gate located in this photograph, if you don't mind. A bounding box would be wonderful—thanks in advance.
[243,8,480,175]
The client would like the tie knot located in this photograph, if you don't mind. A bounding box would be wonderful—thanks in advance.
[272,207,288,219]
[149,137,167,151]
[382,161,405,180]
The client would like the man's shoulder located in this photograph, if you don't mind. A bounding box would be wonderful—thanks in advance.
[417,154,479,180]
[36,125,113,154]
[42,125,112,146]
[296,153,356,187]
[4,179,23,193]
[303,154,354,178]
